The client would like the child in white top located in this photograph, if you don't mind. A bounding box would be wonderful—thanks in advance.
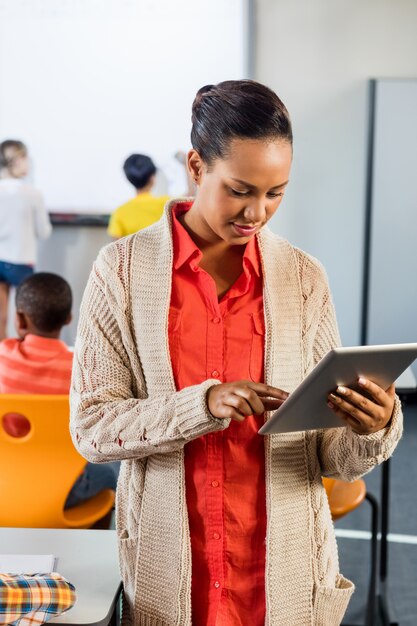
[0,139,51,340]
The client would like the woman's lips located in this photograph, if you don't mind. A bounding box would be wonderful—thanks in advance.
[232,223,258,237]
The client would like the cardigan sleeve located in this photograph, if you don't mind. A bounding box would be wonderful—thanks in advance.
[70,245,229,463]
[310,266,404,481]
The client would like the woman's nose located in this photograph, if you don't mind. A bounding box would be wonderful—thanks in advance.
[244,199,266,224]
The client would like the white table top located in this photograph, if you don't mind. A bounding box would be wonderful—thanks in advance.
[0,528,121,626]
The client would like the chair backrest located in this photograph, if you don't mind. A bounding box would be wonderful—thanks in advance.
[0,394,86,528]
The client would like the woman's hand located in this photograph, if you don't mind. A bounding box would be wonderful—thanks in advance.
[327,377,395,434]
[207,381,289,422]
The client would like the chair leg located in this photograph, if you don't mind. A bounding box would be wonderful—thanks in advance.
[365,492,379,626]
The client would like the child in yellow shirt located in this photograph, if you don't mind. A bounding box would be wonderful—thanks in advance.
[107,154,169,238]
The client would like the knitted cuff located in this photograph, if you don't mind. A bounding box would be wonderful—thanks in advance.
[345,394,403,461]
[175,379,230,440]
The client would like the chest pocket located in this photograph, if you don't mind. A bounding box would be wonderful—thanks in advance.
[249,311,265,382]
[168,309,182,386]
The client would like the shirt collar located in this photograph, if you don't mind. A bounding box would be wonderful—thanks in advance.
[172,202,202,270]
[243,234,262,278]
[171,201,262,278]
[21,333,69,353]
[135,191,153,199]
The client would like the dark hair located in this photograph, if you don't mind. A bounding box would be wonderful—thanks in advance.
[123,154,156,190]
[15,272,72,334]
[191,80,293,166]
[0,139,27,170]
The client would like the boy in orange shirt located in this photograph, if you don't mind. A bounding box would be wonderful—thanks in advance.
[0,272,119,508]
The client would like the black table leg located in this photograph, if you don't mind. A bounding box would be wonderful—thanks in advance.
[108,586,122,626]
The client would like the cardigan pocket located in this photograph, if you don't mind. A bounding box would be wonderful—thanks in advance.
[313,574,354,626]
[118,532,139,602]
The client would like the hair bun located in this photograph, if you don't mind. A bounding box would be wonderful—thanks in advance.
[192,84,215,113]
[196,84,214,97]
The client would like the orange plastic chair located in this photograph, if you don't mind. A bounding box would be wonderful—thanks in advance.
[323,477,379,626]
[0,394,115,529]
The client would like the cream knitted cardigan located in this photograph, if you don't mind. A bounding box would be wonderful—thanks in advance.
[70,200,403,626]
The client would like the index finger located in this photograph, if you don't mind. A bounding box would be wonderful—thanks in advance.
[245,381,289,400]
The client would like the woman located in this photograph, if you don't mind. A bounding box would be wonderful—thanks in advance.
[70,80,402,626]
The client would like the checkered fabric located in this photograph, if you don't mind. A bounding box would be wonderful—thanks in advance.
[0,573,76,625]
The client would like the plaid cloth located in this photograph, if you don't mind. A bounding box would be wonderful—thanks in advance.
[0,573,76,625]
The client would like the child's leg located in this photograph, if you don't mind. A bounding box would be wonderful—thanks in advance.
[0,281,10,341]
[64,462,120,509]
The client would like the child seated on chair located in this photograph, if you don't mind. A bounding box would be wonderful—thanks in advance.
[0,272,119,509]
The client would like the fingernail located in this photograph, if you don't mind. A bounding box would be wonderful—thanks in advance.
[327,401,334,409]
[329,393,338,401]
[337,386,347,394]
[358,377,367,385]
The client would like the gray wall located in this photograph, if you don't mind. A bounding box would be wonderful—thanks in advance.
[37,226,110,345]
[256,0,417,345]
[367,79,417,350]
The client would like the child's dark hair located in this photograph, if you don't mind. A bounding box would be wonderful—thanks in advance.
[123,154,156,190]
[191,80,293,166]
[0,139,27,170]
[15,272,72,333]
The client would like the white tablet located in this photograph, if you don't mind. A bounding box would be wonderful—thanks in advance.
[258,343,417,435]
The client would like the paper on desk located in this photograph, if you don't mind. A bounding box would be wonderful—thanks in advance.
[0,554,57,574]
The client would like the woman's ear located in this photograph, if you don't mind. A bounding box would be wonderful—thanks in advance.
[187,149,204,185]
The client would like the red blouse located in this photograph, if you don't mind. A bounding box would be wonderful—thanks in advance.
[168,202,267,626]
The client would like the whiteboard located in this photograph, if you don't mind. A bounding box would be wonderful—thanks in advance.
[0,0,249,212]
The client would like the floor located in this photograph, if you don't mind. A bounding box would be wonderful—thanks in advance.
[337,395,417,625]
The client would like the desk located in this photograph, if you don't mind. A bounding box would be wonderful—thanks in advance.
[378,367,417,626]
[0,528,122,626]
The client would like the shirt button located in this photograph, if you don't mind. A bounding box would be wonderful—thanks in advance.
[214,581,220,589]
[213,532,221,540]
[191,265,199,272]
[212,317,221,324]
[211,480,219,488]
[211,370,220,378]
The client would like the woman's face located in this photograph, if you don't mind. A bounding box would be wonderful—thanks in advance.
[186,138,292,246]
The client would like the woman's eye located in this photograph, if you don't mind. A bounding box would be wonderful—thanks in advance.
[229,187,284,199]
[230,188,249,197]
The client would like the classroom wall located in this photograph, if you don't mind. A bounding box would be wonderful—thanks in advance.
[255,0,417,346]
